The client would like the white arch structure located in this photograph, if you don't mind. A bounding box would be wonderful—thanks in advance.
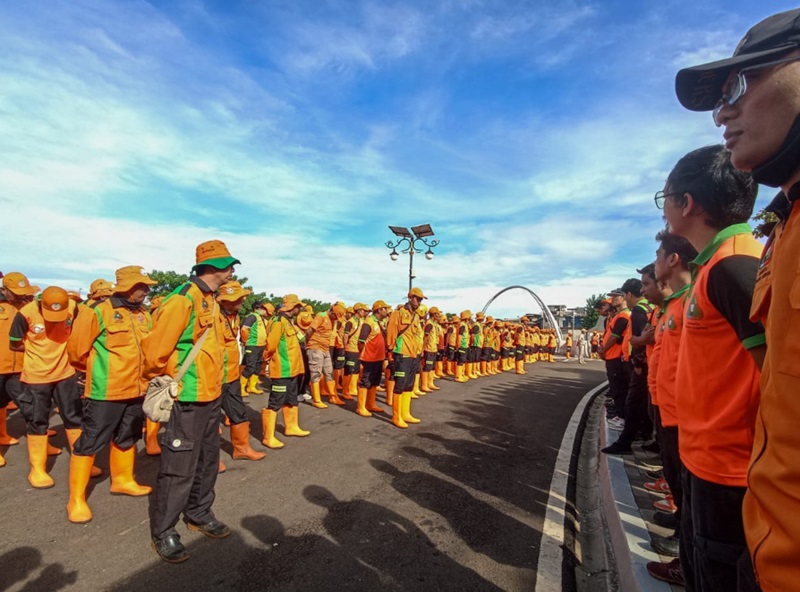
[480,285,564,345]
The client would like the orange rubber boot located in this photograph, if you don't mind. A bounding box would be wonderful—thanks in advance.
[0,408,19,446]
[282,406,310,437]
[356,387,372,417]
[145,419,162,456]
[366,387,384,413]
[67,453,95,523]
[310,382,328,409]
[340,375,354,400]
[65,428,102,477]
[109,443,151,496]
[260,408,285,449]
[386,380,395,406]
[27,434,55,488]
[230,421,265,460]
[326,381,346,405]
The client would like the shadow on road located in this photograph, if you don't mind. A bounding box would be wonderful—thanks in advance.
[0,547,77,592]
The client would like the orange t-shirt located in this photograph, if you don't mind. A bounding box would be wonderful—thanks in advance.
[10,299,76,384]
[0,296,25,374]
[655,288,689,426]
[307,313,334,352]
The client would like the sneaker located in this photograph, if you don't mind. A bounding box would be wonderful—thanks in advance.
[639,460,663,471]
[653,495,677,513]
[646,558,685,586]
[645,469,663,480]
[644,478,671,494]
[300,393,312,402]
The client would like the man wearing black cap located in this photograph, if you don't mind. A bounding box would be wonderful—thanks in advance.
[675,10,800,592]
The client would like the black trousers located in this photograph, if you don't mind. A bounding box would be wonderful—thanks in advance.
[19,376,81,435]
[616,364,651,446]
[423,352,436,371]
[150,397,222,541]
[332,347,346,370]
[344,352,361,376]
[679,467,748,592]
[267,376,301,411]
[241,346,264,378]
[456,348,467,365]
[392,354,418,393]
[0,372,22,408]
[659,424,682,532]
[220,379,248,425]
[358,361,383,389]
[74,398,144,455]
[604,358,628,420]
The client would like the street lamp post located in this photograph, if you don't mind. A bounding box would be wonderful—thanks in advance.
[386,224,439,292]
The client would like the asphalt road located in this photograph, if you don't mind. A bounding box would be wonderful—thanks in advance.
[0,361,605,592]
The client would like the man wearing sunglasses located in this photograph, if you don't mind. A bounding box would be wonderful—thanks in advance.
[676,9,800,592]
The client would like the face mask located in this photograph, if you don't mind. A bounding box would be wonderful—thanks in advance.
[752,113,800,187]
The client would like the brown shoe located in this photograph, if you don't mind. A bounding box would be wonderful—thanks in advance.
[647,558,684,586]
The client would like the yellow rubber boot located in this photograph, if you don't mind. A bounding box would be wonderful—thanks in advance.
[350,372,359,398]
[67,453,95,523]
[435,361,445,378]
[386,380,395,406]
[401,392,420,424]
[27,434,54,488]
[334,368,344,392]
[356,387,372,417]
[326,381,346,405]
[340,375,354,400]
[391,394,408,429]
[282,405,310,437]
[145,419,162,456]
[366,387,384,413]
[65,428,102,477]
[310,382,328,409]
[240,375,249,397]
[516,360,527,375]
[480,361,487,376]
[455,365,468,383]
[247,375,264,395]
[0,408,19,446]
[109,443,151,496]
[261,408,285,448]
[419,372,432,394]
[0,449,5,467]
[231,421,266,460]
[413,375,425,397]
[428,371,440,391]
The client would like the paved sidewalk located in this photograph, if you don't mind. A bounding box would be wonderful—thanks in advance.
[599,415,684,591]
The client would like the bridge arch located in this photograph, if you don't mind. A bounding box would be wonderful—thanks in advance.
[480,285,563,345]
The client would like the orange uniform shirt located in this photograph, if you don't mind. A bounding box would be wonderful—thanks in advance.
[387,306,422,357]
[67,298,152,400]
[675,225,764,487]
[359,315,386,363]
[344,317,362,354]
[219,311,241,384]
[745,197,800,592]
[10,299,76,384]
[307,313,334,352]
[646,306,664,406]
[654,288,688,426]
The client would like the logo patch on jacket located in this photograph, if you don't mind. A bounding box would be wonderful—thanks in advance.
[686,296,704,320]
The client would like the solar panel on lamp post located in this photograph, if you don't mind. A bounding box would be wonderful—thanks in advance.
[386,224,439,292]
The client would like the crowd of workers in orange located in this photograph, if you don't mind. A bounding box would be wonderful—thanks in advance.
[0,249,563,564]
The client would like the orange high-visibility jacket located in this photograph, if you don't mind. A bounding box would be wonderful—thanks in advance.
[220,311,241,384]
[265,313,304,379]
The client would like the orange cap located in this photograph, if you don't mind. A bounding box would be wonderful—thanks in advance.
[345,306,354,315]
[67,291,83,303]
[296,310,313,330]
[41,286,70,323]
[264,302,276,316]
[372,300,390,312]
[408,287,427,300]
[353,302,369,312]
[331,303,346,319]
[428,306,440,315]
[460,310,471,320]
[2,272,40,296]
[193,240,241,271]
[217,280,251,302]
[113,266,158,294]
[89,279,114,299]
[279,294,305,312]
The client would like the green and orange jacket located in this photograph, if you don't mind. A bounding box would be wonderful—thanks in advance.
[471,322,484,348]
[344,317,363,354]
[142,277,224,403]
[241,312,267,347]
[67,298,152,400]
[265,312,304,378]
[0,294,25,375]
[9,298,76,384]
[386,306,422,357]
[358,314,386,363]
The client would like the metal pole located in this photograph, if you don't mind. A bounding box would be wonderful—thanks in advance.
[408,248,415,292]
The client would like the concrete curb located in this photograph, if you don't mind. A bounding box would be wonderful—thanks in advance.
[598,417,675,591]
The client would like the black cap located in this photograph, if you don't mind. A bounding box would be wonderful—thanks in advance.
[676,9,800,111]
[607,288,624,296]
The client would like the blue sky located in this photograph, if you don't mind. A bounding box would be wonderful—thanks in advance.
[1,0,792,317]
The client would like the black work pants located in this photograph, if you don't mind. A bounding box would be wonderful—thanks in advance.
[604,358,628,420]
[221,379,248,425]
[358,361,383,389]
[0,372,22,408]
[616,364,651,445]
[150,397,222,541]
[393,354,418,393]
[74,398,143,455]
[659,424,682,533]
[267,376,301,411]
[344,352,361,376]
[679,467,747,592]
[19,376,81,435]
[241,346,264,379]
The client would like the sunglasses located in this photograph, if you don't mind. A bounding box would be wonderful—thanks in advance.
[713,54,800,126]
